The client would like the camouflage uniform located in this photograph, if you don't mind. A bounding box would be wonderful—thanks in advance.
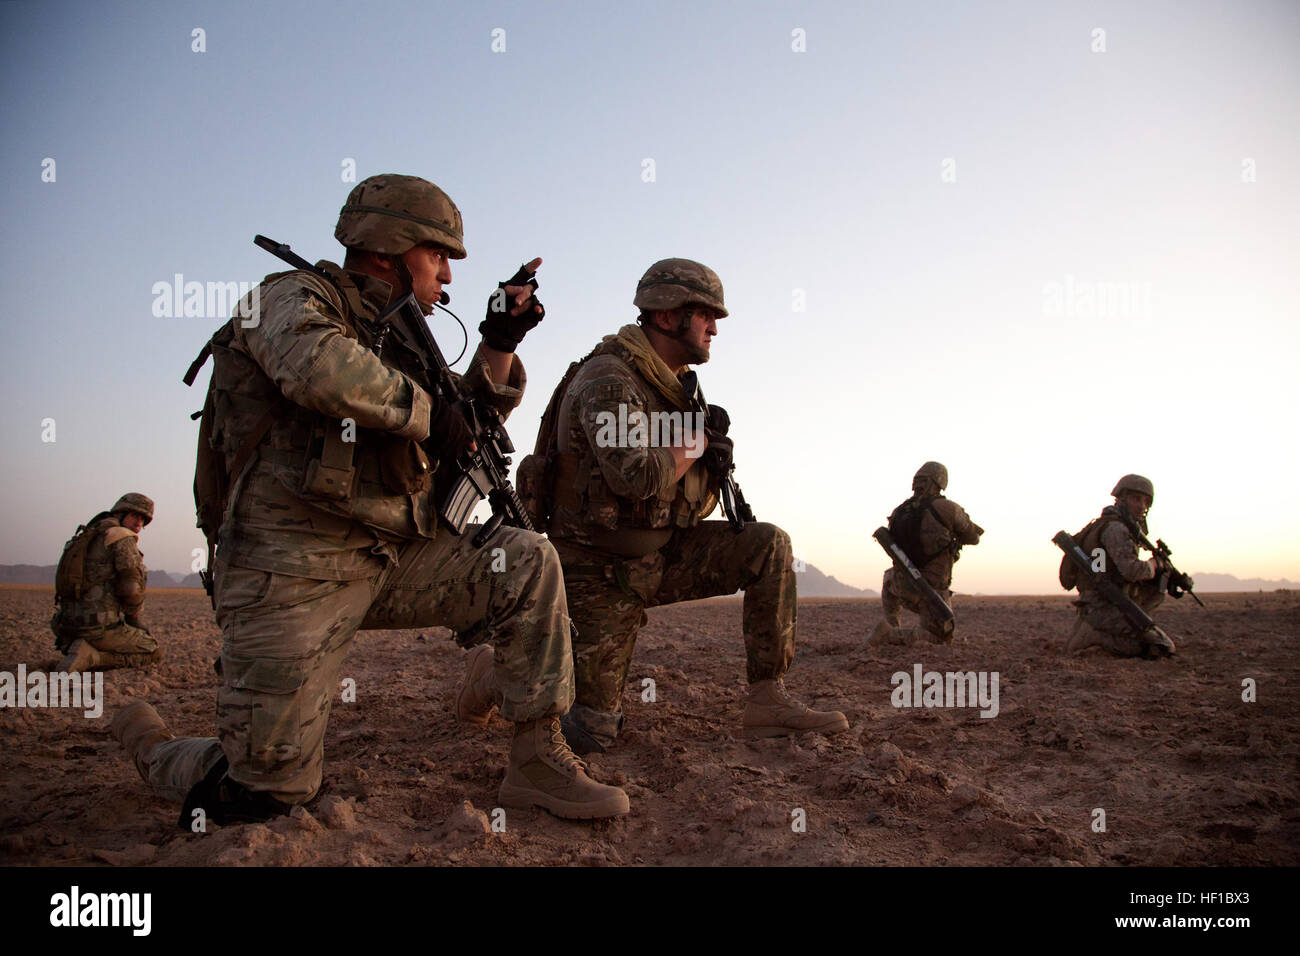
[542,325,796,746]
[1068,507,1165,657]
[875,464,982,645]
[147,249,573,807]
[52,496,160,670]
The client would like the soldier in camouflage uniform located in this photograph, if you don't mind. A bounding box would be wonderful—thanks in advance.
[869,462,983,647]
[1063,474,1178,658]
[52,492,161,672]
[109,174,629,823]
[459,258,848,754]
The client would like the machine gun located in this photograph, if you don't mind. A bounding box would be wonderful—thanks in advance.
[679,370,755,533]
[253,235,533,548]
[873,526,955,638]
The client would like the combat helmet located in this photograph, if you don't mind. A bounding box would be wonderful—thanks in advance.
[111,492,154,526]
[913,461,949,492]
[1111,474,1154,504]
[335,174,466,259]
[634,258,728,317]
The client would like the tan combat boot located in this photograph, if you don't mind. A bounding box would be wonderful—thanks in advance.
[498,716,630,819]
[108,701,174,781]
[1143,627,1176,658]
[58,639,105,673]
[455,644,499,726]
[743,679,850,739]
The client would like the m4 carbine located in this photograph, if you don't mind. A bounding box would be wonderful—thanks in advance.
[254,235,533,548]
[1122,519,1204,607]
[678,369,755,533]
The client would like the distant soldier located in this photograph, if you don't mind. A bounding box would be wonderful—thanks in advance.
[52,492,161,672]
[1062,474,1179,658]
[460,258,848,754]
[869,462,983,646]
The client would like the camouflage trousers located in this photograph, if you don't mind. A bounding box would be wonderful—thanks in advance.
[144,523,574,806]
[878,567,953,643]
[554,520,797,743]
[1069,583,1166,657]
[51,616,160,669]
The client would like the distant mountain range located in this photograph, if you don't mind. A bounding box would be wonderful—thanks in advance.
[2,565,1288,596]
[1185,572,1298,592]
[0,565,206,589]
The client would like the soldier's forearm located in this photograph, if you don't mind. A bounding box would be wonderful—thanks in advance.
[478,341,514,386]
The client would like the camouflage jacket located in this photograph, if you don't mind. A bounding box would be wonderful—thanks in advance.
[213,262,524,579]
[547,335,718,555]
[54,514,147,629]
[1077,506,1157,599]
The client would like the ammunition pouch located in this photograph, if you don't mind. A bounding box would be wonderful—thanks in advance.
[515,451,552,530]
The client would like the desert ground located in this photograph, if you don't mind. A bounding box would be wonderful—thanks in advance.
[0,584,1295,867]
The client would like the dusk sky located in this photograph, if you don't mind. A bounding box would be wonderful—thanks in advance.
[1,0,1296,593]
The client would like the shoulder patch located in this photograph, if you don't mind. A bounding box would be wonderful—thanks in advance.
[103,527,137,547]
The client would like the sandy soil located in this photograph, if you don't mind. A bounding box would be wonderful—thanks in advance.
[1,584,1296,867]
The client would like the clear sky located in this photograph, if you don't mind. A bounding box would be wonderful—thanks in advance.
[1,0,1297,593]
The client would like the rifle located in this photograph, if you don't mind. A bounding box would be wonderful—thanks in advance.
[873,526,955,637]
[253,235,533,548]
[678,370,755,533]
[1120,517,1205,607]
[1052,530,1162,636]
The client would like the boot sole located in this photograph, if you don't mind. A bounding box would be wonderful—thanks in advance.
[743,716,850,739]
[497,782,630,820]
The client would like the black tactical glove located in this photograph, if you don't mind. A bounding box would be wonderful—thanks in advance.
[428,399,475,460]
[479,263,545,353]
[705,404,730,437]
[701,428,734,478]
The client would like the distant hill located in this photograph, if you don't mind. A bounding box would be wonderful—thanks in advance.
[1189,573,1298,592]
[799,562,878,598]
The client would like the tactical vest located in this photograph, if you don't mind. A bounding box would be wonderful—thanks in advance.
[888,495,953,566]
[519,336,717,545]
[1059,507,1126,592]
[186,264,435,585]
[54,513,141,628]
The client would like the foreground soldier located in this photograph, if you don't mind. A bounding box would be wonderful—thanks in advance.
[110,174,628,823]
[52,493,161,672]
[869,463,983,647]
[461,258,847,754]
[1062,474,1178,658]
